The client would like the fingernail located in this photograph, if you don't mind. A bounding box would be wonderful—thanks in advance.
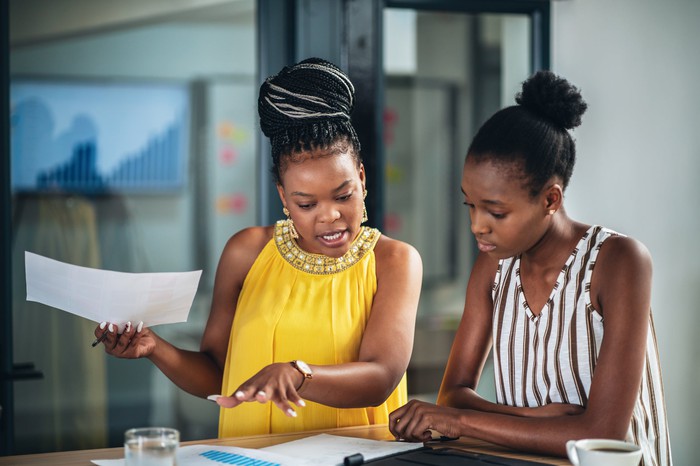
[235,391,245,400]
[256,390,266,398]
[207,394,221,402]
[108,323,114,333]
[99,322,107,330]
[136,321,143,333]
[298,399,306,407]
[126,321,132,332]
[287,408,297,417]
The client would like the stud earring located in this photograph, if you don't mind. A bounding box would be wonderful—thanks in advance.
[283,206,299,239]
[548,209,556,215]
[361,190,368,224]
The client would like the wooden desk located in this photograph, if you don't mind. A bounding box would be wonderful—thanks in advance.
[0,425,571,466]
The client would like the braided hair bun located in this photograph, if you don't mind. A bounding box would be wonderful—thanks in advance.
[515,70,587,130]
[259,58,361,182]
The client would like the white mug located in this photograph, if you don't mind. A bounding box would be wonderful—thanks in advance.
[566,439,642,466]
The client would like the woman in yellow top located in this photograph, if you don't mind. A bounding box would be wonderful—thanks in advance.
[95,57,423,436]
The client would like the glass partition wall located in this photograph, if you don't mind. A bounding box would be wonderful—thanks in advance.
[382,7,533,399]
[8,0,257,453]
[3,0,548,454]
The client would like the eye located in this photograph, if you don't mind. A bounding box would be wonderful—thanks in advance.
[490,212,506,219]
[463,202,475,209]
[337,193,352,202]
[297,203,316,210]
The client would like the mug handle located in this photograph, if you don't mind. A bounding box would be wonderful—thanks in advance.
[565,440,579,466]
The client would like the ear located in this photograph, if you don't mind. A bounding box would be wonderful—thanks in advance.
[358,163,366,190]
[276,183,286,208]
[543,183,563,215]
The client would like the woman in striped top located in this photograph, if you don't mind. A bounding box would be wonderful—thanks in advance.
[389,71,672,465]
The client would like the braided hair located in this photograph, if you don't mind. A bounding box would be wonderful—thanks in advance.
[258,57,362,184]
[467,70,587,197]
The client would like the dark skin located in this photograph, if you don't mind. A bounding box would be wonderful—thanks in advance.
[389,156,652,458]
[95,145,422,419]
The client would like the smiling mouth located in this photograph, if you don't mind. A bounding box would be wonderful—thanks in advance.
[319,230,345,242]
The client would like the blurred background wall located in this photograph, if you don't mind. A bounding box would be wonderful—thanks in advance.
[552,2,700,465]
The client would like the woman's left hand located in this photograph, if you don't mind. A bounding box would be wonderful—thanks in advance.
[213,362,306,417]
[389,399,465,442]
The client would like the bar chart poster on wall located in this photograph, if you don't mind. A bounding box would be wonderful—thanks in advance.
[10,79,190,194]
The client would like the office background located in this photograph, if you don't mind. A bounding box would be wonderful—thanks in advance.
[1,0,698,465]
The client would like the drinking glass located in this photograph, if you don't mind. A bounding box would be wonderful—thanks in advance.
[124,427,179,466]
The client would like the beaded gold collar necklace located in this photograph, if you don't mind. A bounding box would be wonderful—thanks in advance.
[274,219,380,275]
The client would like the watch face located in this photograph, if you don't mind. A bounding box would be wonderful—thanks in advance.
[295,360,312,377]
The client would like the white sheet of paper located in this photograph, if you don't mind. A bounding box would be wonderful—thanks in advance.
[262,434,424,465]
[25,251,201,329]
[92,444,312,466]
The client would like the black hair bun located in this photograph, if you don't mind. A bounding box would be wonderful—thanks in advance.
[515,70,587,130]
[258,57,355,139]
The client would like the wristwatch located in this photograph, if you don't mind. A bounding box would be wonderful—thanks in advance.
[290,360,313,390]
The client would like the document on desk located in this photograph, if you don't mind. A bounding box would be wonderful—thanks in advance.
[92,435,423,466]
[262,434,424,465]
[92,444,312,466]
[25,251,201,330]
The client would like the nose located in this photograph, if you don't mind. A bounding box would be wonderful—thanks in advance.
[318,204,341,223]
[470,210,489,236]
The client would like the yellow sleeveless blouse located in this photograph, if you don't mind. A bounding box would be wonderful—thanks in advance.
[218,220,408,437]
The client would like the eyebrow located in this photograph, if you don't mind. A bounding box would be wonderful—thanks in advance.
[460,188,505,206]
[291,180,352,197]
[482,199,505,206]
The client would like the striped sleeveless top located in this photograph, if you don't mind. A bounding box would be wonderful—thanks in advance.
[491,225,672,466]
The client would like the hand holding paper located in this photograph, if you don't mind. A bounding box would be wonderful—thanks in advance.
[25,251,202,332]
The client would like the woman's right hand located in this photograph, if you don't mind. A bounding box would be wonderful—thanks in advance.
[93,321,156,359]
[214,362,306,417]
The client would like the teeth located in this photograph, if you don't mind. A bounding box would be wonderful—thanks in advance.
[322,231,342,241]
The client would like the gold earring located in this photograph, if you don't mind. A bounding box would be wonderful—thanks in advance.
[283,206,299,239]
[361,190,368,224]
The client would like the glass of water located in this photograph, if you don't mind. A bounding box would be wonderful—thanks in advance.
[124,427,179,466]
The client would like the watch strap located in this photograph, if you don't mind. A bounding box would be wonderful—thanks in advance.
[290,360,312,391]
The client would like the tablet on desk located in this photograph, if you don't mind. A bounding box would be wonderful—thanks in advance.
[365,447,554,465]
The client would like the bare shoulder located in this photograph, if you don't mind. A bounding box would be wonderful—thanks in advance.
[218,225,274,273]
[592,233,653,312]
[472,250,500,277]
[597,233,653,274]
[466,251,500,295]
[373,234,422,272]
